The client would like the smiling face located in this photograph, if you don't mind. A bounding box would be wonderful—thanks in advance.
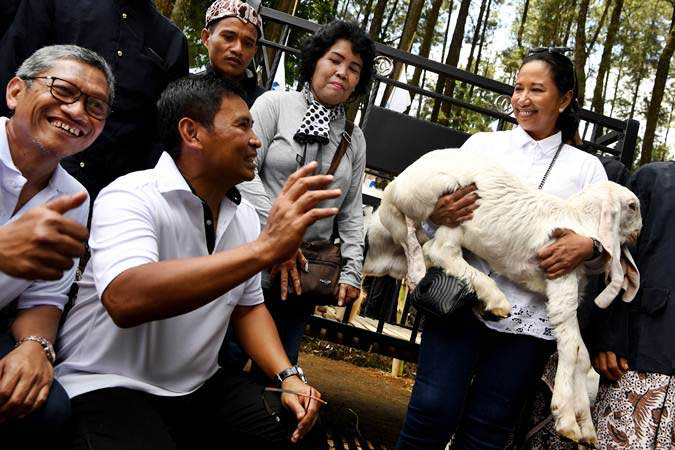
[5,58,109,161]
[512,60,572,141]
[310,39,363,107]
[198,94,261,184]
[202,17,258,81]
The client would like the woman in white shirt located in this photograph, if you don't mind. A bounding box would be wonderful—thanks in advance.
[396,49,607,450]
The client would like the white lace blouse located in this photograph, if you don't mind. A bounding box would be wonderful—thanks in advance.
[459,127,607,340]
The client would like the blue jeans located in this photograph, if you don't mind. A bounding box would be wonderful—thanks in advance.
[219,288,313,372]
[396,307,555,450]
[0,330,71,437]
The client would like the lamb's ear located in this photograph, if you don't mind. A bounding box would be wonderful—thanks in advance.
[620,247,640,302]
[594,186,625,308]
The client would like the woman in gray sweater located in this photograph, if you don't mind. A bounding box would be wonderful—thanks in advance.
[236,21,375,365]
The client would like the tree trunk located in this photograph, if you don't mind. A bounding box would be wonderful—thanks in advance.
[368,0,388,39]
[441,0,455,60]
[408,0,445,105]
[473,0,492,75]
[587,0,611,52]
[431,0,471,124]
[360,0,375,29]
[382,0,401,41]
[465,0,488,74]
[380,0,425,106]
[574,0,590,105]
[170,0,187,25]
[590,0,623,115]
[629,61,645,120]
[517,0,530,49]
[264,0,299,62]
[609,53,624,117]
[155,0,174,18]
[640,4,675,166]
[563,0,578,47]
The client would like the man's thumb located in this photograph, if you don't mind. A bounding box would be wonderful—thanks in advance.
[45,192,88,214]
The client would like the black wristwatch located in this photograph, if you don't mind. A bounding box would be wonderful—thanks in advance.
[589,238,604,260]
[276,366,308,384]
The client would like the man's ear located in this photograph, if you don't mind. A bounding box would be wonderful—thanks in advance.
[200,28,211,48]
[5,77,26,111]
[177,117,202,152]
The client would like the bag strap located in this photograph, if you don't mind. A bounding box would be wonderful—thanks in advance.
[326,120,354,175]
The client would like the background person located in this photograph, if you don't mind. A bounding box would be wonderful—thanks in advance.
[0,44,112,439]
[590,161,675,449]
[232,20,375,368]
[396,49,608,450]
[201,0,266,106]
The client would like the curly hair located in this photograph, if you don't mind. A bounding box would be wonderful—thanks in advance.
[520,50,580,142]
[299,20,376,99]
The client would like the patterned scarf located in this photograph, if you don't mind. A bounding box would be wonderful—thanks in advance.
[293,84,345,146]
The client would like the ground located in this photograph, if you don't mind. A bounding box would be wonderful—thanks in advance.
[299,351,414,449]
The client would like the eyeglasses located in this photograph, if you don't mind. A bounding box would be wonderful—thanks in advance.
[528,47,573,56]
[22,76,111,120]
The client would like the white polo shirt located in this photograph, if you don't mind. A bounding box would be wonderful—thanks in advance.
[55,152,264,398]
[0,116,89,312]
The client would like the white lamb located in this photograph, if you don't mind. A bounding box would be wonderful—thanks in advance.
[363,148,641,445]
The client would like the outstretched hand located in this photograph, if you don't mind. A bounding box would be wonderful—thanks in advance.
[260,162,341,265]
[0,192,89,280]
[428,183,479,228]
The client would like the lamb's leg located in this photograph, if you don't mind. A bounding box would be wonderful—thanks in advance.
[545,275,589,444]
[423,226,511,318]
[573,338,597,445]
[402,217,426,289]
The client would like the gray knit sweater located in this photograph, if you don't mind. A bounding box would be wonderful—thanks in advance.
[238,90,366,289]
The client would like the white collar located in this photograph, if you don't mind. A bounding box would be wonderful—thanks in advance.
[0,116,68,195]
[155,152,193,194]
[154,152,242,205]
[512,126,563,156]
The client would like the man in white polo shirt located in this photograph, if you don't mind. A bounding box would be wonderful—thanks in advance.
[0,45,112,440]
[55,73,337,449]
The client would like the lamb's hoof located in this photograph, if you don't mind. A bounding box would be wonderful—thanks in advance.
[554,415,583,444]
[578,420,598,447]
[480,304,511,321]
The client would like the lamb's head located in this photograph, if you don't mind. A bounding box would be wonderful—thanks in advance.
[580,181,642,308]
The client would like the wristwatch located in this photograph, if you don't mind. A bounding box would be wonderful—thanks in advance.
[276,365,308,384]
[589,237,604,260]
[15,335,56,364]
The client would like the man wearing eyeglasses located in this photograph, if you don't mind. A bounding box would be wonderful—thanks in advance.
[202,0,266,107]
[0,45,112,441]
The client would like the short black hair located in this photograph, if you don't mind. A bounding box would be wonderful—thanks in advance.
[299,20,375,99]
[156,73,246,160]
[520,50,579,142]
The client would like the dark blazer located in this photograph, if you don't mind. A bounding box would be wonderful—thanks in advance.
[0,0,189,199]
[589,162,675,375]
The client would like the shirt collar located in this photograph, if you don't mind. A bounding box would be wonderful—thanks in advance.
[512,126,563,156]
[0,116,68,195]
[155,152,241,205]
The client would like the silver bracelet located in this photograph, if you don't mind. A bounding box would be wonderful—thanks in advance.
[14,335,56,364]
